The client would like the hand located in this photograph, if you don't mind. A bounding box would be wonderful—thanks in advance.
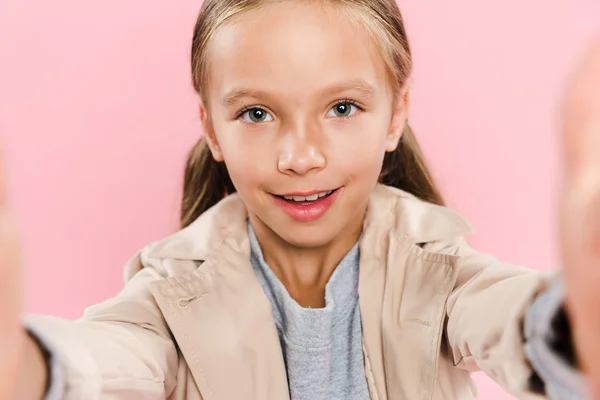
[560,40,600,398]
[0,151,48,400]
[0,150,26,399]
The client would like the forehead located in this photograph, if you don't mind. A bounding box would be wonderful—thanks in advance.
[205,1,390,101]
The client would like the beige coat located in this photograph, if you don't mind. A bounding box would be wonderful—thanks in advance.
[26,184,552,400]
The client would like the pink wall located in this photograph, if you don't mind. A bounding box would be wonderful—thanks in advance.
[1,0,598,398]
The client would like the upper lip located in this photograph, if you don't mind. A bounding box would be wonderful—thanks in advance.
[274,188,338,197]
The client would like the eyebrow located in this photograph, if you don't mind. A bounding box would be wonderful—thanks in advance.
[321,78,377,99]
[221,78,377,107]
[222,89,270,107]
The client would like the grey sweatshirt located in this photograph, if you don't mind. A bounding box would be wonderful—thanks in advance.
[248,222,371,400]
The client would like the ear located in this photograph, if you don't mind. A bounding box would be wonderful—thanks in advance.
[199,99,224,162]
[385,88,410,152]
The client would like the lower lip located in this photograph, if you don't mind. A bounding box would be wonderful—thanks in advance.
[271,188,342,222]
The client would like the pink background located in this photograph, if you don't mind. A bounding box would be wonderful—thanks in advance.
[1,0,599,398]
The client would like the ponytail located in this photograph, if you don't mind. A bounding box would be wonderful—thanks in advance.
[180,137,235,228]
[379,124,445,206]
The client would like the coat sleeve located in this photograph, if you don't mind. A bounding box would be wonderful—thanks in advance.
[23,252,179,400]
[423,237,554,399]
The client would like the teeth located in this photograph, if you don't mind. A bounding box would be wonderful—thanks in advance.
[283,190,332,202]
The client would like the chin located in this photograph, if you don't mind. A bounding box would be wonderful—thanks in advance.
[272,221,345,249]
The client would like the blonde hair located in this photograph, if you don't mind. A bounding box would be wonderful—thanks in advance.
[181,0,444,228]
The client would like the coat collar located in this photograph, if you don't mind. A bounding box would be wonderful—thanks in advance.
[145,184,473,400]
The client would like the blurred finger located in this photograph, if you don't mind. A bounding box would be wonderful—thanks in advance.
[561,40,600,398]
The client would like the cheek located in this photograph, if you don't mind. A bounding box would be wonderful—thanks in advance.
[228,164,263,194]
[327,118,389,180]
[334,144,385,184]
[210,119,276,190]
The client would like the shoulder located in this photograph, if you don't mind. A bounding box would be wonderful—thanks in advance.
[367,184,475,245]
[124,193,249,281]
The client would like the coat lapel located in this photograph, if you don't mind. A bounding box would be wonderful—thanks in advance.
[358,214,390,400]
[150,241,290,400]
[358,185,473,400]
[146,196,290,400]
[379,234,460,400]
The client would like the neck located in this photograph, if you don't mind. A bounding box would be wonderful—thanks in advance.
[249,214,363,308]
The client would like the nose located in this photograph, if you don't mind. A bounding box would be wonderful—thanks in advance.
[277,122,326,176]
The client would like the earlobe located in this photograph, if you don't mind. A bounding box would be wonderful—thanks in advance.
[386,89,410,152]
[204,132,224,162]
[385,129,404,153]
[198,100,224,162]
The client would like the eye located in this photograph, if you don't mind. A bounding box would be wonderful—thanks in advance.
[326,101,360,118]
[239,107,274,123]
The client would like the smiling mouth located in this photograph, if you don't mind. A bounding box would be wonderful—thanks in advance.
[273,188,339,204]
[270,187,342,222]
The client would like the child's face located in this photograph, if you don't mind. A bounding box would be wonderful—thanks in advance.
[202,1,408,247]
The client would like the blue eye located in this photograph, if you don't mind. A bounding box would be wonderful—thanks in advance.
[327,102,360,118]
[240,107,273,123]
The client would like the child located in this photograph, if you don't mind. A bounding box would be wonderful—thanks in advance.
[1,0,598,399]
